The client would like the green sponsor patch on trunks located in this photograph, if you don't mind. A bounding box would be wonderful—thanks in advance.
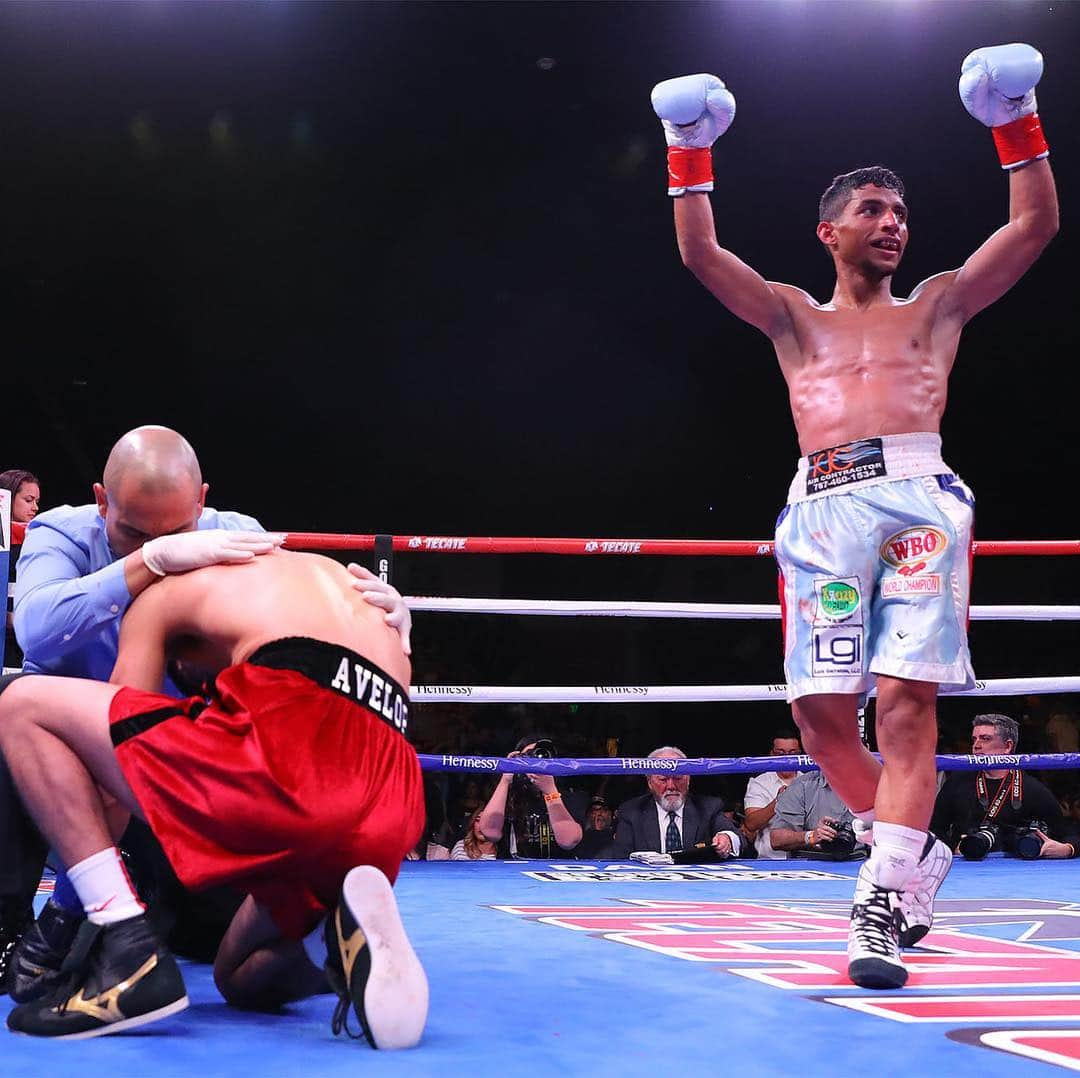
[819,580,859,620]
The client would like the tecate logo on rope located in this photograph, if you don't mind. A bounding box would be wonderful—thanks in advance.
[594,686,649,696]
[407,537,468,551]
[583,541,643,553]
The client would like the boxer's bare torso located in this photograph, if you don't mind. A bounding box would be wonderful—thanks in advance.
[111,549,410,692]
[770,273,960,454]
[673,168,1057,458]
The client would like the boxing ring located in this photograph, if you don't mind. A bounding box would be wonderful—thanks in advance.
[3,532,1080,1074]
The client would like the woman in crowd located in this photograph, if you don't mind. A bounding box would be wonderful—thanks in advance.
[0,470,40,524]
[451,809,498,861]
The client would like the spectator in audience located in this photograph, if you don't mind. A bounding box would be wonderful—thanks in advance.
[0,470,40,526]
[768,769,862,858]
[576,795,616,859]
[449,778,486,836]
[407,776,453,861]
[3,470,42,665]
[611,746,743,859]
[451,809,498,861]
[744,729,802,860]
[1046,706,1080,756]
[479,736,585,858]
[931,714,1079,859]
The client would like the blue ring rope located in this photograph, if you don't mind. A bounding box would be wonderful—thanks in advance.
[419,751,1080,776]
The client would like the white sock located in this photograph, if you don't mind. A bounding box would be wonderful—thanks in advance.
[67,847,145,925]
[867,821,926,892]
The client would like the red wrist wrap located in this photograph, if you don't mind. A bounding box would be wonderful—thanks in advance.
[666,146,713,193]
[992,113,1049,170]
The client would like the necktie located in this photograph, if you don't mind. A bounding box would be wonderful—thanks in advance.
[665,810,682,853]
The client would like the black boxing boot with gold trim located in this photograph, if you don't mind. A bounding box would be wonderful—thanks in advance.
[6,912,188,1039]
[9,899,84,1003]
[324,865,427,1049]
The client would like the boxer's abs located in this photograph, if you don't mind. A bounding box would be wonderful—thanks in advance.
[776,298,959,453]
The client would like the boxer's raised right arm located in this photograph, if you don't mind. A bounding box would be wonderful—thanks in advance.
[675,195,793,338]
[652,74,792,339]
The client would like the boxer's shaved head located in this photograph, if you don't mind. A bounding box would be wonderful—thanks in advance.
[819,166,905,223]
[103,426,203,496]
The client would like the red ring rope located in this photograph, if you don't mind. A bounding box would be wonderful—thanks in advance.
[282,533,1080,557]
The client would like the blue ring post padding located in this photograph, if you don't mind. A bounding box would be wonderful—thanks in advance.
[419,751,1080,775]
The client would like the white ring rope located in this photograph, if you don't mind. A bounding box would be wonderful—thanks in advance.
[410,676,1080,703]
[405,597,1080,621]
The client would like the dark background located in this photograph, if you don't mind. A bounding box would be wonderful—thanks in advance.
[2,2,1077,780]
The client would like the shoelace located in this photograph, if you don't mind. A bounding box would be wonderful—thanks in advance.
[52,923,103,1016]
[853,888,904,958]
[330,991,364,1040]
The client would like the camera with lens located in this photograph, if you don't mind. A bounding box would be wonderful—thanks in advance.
[1009,819,1047,861]
[959,823,999,861]
[511,739,558,799]
[522,739,556,760]
[818,819,856,857]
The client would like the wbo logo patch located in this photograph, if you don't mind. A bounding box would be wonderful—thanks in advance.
[880,526,949,576]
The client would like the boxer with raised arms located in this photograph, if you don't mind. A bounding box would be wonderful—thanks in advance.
[651,44,1058,987]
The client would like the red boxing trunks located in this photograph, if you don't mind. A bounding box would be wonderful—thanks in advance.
[109,636,424,939]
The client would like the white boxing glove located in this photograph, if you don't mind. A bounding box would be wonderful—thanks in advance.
[650,73,736,196]
[141,529,284,576]
[959,43,1049,169]
[347,563,412,656]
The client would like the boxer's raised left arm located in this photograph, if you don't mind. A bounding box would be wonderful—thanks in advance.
[940,44,1059,325]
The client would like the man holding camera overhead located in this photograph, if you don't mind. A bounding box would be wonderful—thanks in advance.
[931,714,1078,860]
[478,736,586,858]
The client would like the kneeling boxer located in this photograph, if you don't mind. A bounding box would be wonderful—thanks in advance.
[0,548,426,1045]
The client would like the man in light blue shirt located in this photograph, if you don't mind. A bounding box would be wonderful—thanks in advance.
[14,427,268,685]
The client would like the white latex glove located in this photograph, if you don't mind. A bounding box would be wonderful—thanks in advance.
[348,563,412,656]
[141,530,284,576]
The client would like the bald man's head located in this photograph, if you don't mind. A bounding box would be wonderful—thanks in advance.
[102,426,203,495]
[94,426,209,556]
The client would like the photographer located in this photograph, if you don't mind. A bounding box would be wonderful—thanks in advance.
[479,736,585,858]
[931,714,1079,860]
[768,770,865,859]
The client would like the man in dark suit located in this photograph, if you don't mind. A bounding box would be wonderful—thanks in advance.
[611,747,743,859]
